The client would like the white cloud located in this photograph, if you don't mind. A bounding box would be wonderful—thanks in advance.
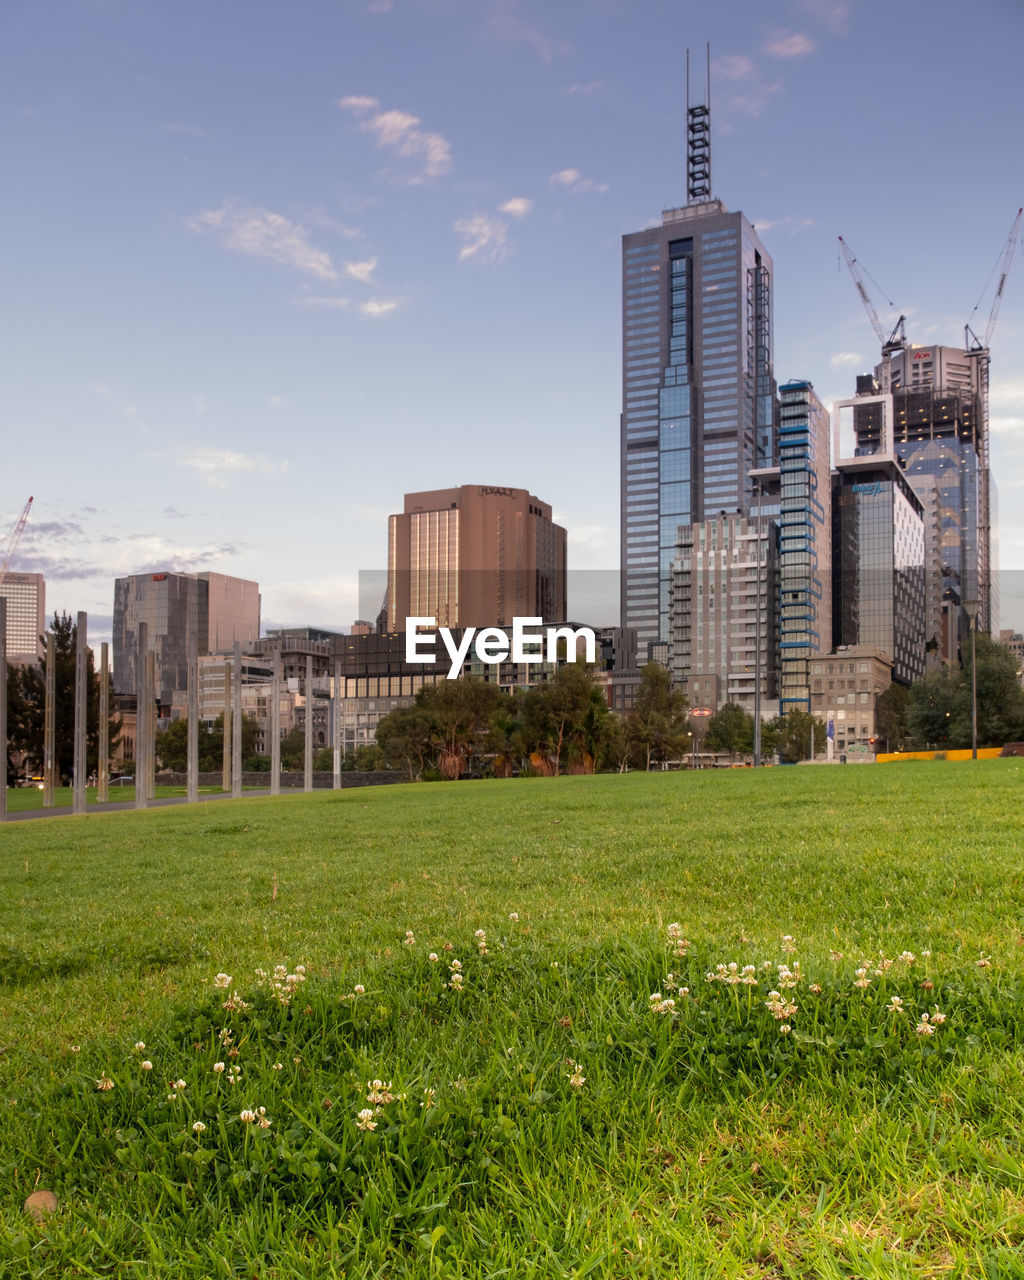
[499,197,532,218]
[830,351,865,368]
[339,98,452,181]
[338,95,379,113]
[190,203,337,280]
[549,168,609,195]
[295,295,350,309]
[177,448,289,489]
[712,55,781,118]
[454,215,509,264]
[563,81,606,97]
[753,215,817,234]
[989,377,1024,437]
[345,257,377,282]
[361,299,399,317]
[268,396,286,409]
[193,396,208,414]
[766,32,817,58]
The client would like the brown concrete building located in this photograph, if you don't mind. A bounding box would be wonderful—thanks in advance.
[387,485,566,631]
[810,645,893,757]
[0,571,45,662]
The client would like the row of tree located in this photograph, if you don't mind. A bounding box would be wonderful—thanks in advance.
[875,633,1024,751]
[375,663,691,780]
[5,613,119,785]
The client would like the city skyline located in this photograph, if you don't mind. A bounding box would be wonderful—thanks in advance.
[2,0,1023,641]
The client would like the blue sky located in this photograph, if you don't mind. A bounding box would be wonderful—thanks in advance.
[3,0,1023,638]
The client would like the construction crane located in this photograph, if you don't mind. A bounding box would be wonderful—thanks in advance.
[0,495,33,592]
[838,236,906,392]
[964,208,1023,633]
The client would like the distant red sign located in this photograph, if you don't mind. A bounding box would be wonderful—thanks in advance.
[690,706,714,718]
[913,351,931,360]
[152,573,167,581]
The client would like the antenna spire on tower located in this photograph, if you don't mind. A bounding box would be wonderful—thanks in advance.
[686,44,712,204]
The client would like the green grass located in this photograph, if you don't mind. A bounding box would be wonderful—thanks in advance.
[3,785,258,812]
[2,762,1024,1277]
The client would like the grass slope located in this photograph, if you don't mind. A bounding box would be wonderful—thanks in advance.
[1,763,1023,1277]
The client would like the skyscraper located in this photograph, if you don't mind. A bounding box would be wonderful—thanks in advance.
[112,571,261,705]
[620,91,776,654]
[387,485,567,631]
[0,571,45,663]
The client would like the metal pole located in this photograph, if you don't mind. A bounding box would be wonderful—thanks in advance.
[187,629,198,804]
[303,654,313,792]
[270,648,281,796]
[971,613,978,760]
[753,483,763,767]
[332,658,341,790]
[135,622,149,809]
[232,640,242,798]
[98,641,109,803]
[222,661,231,791]
[43,632,56,806]
[72,611,87,815]
[146,650,156,800]
[0,600,6,824]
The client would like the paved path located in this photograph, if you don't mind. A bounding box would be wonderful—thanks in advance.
[2,789,275,823]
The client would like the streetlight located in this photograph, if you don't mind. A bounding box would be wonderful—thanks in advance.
[964,598,979,760]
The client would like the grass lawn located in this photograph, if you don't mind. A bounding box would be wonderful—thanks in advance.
[3,785,254,813]
[1,761,1023,1277]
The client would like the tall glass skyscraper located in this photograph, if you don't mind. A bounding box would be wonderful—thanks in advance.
[619,199,776,652]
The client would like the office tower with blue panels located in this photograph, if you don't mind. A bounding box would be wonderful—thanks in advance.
[619,130,776,656]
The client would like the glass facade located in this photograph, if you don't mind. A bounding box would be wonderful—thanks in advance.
[621,202,776,651]
[831,466,926,685]
[0,572,45,660]
[776,381,831,713]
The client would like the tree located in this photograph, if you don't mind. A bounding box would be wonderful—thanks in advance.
[875,682,910,752]
[951,633,1024,748]
[906,669,958,750]
[767,709,826,764]
[375,703,434,780]
[154,713,260,772]
[520,665,615,776]
[421,679,503,779]
[703,703,755,756]
[279,727,307,771]
[623,664,689,770]
[7,612,119,781]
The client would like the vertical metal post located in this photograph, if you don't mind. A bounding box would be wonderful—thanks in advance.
[270,648,281,796]
[232,640,242,798]
[303,654,313,792]
[43,632,56,806]
[222,662,231,791]
[753,482,763,767]
[187,630,199,804]
[72,611,87,815]
[135,622,149,809]
[146,650,156,800]
[333,658,341,790]
[98,642,109,803]
[971,613,978,760]
[0,599,7,824]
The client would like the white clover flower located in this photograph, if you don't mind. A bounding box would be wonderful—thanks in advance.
[509,912,519,923]
[96,1076,114,1091]
[930,1007,947,1025]
[240,1109,256,1123]
[174,1079,187,1091]
[404,931,416,946]
[213,973,232,989]
[779,1024,791,1034]
[366,1080,395,1105]
[781,935,796,954]
[421,1088,436,1109]
[829,950,843,962]
[915,1015,936,1036]
[428,953,439,963]
[448,973,464,990]
[808,984,822,995]
[192,1120,207,1134]
[921,950,931,958]
[353,984,365,995]
[356,1108,377,1131]
[449,959,463,973]
[259,1116,272,1129]
[976,955,992,969]
[886,996,904,1013]
[141,1060,153,1071]
[474,929,486,940]
[667,922,682,939]
[213,1062,226,1074]
[272,1062,283,1071]
[899,951,916,964]
[134,1041,146,1052]
[567,1062,586,1090]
